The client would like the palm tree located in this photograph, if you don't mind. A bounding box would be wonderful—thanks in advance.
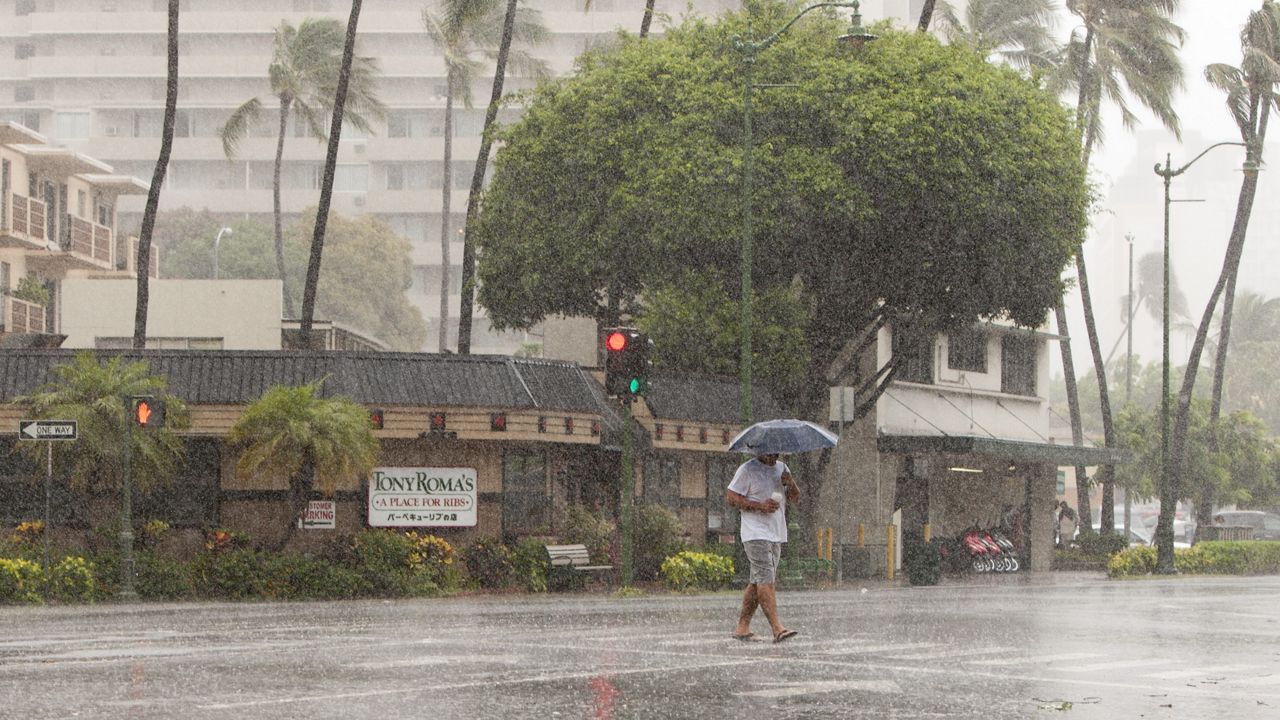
[300,1,386,347]
[1056,0,1185,536]
[455,0,549,354]
[1173,3,1280,562]
[228,381,378,549]
[933,0,1060,72]
[423,0,548,352]
[16,352,187,495]
[133,0,180,349]
[918,0,940,31]
[220,17,384,320]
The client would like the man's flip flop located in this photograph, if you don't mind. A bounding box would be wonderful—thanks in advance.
[732,633,756,642]
[773,629,798,643]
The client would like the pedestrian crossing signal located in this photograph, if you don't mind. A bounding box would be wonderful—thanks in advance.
[132,397,166,429]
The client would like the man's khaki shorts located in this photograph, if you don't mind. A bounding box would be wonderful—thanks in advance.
[744,539,782,585]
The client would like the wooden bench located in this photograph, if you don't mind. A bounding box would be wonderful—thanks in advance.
[545,544,613,586]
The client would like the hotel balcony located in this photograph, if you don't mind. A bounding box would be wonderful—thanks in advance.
[0,294,46,335]
[26,214,115,275]
[0,192,49,250]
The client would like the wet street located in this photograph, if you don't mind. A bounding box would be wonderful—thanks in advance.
[2,572,1278,719]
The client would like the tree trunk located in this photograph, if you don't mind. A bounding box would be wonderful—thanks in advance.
[639,0,657,37]
[457,0,518,354]
[1075,250,1117,535]
[917,0,938,31]
[1165,154,1261,571]
[1202,110,1268,540]
[133,0,179,348]
[438,75,455,352]
[274,97,296,319]
[1056,302,1092,528]
[301,0,363,339]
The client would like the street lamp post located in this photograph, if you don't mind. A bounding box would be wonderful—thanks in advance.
[213,226,232,279]
[1152,141,1246,569]
[732,1,874,424]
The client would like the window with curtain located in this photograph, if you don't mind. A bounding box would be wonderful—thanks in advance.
[892,327,934,384]
[1001,334,1037,396]
[948,328,988,373]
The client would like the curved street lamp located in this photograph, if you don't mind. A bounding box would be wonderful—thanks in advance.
[732,1,874,424]
[1151,141,1248,568]
[213,226,232,279]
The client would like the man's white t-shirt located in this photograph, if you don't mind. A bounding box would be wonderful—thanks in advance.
[728,457,790,543]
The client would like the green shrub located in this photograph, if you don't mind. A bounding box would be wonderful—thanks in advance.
[634,504,685,581]
[1108,541,1280,578]
[262,554,366,600]
[660,550,734,591]
[511,539,549,593]
[349,529,444,597]
[45,556,99,603]
[0,557,44,604]
[558,505,615,564]
[778,556,835,585]
[461,538,515,589]
[1077,533,1128,557]
[191,548,269,599]
[135,552,194,600]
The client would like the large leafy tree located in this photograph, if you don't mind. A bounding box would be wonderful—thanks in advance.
[151,208,427,351]
[1054,0,1185,537]
[219,17,384,320]
[133,0,180,349]
[423,0,547,352]
[472,6,1089,501]
[15,353,188,495]
[228,381,378,549]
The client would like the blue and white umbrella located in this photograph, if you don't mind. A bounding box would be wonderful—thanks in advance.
[728,418,839,455]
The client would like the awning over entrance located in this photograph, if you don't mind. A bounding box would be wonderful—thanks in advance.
[878,433,1129,466]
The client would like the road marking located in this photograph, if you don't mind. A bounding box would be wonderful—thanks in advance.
[737,679,901,699]
[815,641,940,656]
[200,657,759,710]
[888,646,1019,661]
[970,652,1100,666]
[1142,664,1258,680]
[1056,658,1177,673]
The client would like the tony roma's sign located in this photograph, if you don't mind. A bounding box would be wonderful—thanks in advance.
[368,467,477,528]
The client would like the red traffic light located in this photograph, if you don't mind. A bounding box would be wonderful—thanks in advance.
[605,331,628,353]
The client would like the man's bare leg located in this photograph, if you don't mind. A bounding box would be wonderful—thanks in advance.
[756,582,786,637]
[734,583,759,636]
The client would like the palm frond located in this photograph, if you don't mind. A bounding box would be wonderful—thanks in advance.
[220,97,263,158]
[1206,63,1252,137]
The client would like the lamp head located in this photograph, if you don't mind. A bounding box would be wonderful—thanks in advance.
[838,2,876,48]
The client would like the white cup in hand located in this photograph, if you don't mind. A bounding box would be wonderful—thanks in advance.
[770,491,783,504]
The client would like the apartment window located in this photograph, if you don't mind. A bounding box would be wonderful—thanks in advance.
[95,337,225,350]
[385,164,404,191]
[706,457,738,537]
[1001,335,1037,396]
[293,0,333,10]
[77,190,86,218]
[503,449,549,535]
[643,454,680,507]
[948,328,988,373]
[53,112,91,140]
[385,163,428,191]
[332,164,368,192]
[15,0,35,16]
[386,110,430,138]
[14,43,34,60]
[14,86,35,103]
[1,262,10,293]
[173,110,191,138]
[892,328,934,384]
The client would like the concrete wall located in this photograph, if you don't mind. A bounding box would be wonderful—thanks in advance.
[59,278,282,349]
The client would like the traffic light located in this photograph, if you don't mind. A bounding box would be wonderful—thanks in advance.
[603,327,652,397]
[131,396,166,429]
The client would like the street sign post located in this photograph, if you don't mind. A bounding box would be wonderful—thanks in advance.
[17,420,78,575]
[19,420,78,441]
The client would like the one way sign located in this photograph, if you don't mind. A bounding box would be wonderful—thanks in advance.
[18,420,78,441]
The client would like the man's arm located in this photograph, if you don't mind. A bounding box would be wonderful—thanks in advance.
[726,489,778,514]
[782,470,799,503]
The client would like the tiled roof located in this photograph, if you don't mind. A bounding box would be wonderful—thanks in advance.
[0,350,618,420]
[643,372,784,424]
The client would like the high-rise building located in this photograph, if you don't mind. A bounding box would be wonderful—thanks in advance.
[0,0,915,353]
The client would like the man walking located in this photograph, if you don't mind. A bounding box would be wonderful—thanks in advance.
[726,452,799,643]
